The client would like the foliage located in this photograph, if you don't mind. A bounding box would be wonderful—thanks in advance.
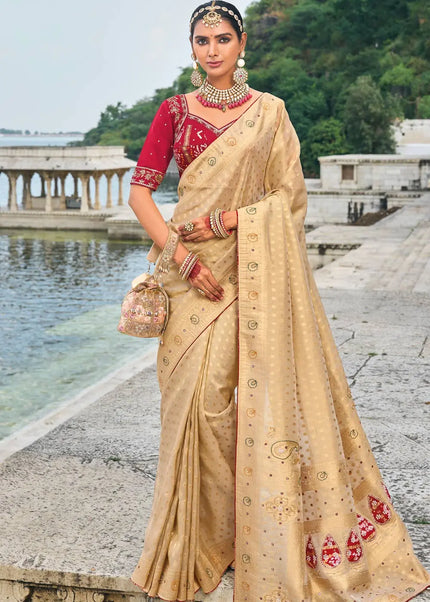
[344,76,396,153]
[78,0,430,175]
[301,118,348,176]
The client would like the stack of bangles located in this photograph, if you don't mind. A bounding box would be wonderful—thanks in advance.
[209,208,234,238]
[179,252,201,281]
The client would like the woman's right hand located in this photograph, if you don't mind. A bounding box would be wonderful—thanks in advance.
[189,261,224,302]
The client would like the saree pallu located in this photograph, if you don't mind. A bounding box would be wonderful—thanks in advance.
[131,93,430,601]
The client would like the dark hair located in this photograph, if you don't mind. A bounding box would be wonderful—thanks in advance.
[190,1,244,40]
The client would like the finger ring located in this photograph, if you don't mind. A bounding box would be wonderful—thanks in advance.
[184,222,195,232]
[197,288,205,296]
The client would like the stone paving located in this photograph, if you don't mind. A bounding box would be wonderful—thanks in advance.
[0,196,429,601]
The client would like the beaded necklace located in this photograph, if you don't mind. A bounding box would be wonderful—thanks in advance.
[196,79,252,112]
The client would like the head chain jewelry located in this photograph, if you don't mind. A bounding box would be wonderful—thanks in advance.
[190,1,243,32]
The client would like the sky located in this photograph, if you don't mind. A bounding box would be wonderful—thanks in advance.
[0,0,253,133]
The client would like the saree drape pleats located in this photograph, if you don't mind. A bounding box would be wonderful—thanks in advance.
[131,94,430,601]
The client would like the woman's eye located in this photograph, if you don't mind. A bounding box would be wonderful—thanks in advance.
[196,39,208,45]
[220,37,231,43]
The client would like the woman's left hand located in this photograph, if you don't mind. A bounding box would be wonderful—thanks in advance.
[178,216,214,242]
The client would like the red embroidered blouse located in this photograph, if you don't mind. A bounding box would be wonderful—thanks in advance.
[130,94,238,191]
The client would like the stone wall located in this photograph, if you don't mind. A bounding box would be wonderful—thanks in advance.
[319,154,429,191]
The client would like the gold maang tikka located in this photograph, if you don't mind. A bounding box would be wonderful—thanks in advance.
[202,1,222,28]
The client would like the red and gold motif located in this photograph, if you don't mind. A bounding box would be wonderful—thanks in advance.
[346,529,363,562]
[305,535,317,569]
[321,534,342,568]
[368,494,391,524]
[356,513,377,541]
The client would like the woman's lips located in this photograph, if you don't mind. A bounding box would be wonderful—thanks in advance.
[206,61,223,67]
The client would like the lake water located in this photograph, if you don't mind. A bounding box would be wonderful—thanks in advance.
[0,230,159,440]
[0,136,180,440]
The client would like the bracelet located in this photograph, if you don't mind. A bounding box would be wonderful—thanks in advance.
[209,208,233,239]
[188,260,201,281]
[179,252,199,280]
[156,228,179,275]
[219,210,233,236]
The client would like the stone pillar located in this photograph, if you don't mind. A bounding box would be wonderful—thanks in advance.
[80,173,89,211]
[87,176,92,210]
[59,174,66,210]
[106,172,113,208]
[44,173,52,212]
[117,171,124,206]
[54,177,59,198]
[73,174,79,197]
[22,174,32,209]
[8,172,18,211]
[93,174,101,210]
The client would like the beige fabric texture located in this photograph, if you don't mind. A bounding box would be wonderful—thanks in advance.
[131,93,430,601]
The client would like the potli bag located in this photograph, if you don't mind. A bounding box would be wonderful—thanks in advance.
[117,229,179,338]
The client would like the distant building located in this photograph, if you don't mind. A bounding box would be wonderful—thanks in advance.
[0,146,136,211]
[319,154,430,192]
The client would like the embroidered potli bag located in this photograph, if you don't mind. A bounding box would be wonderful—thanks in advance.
[117,229,179,338]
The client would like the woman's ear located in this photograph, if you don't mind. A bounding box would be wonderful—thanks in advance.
[240,32,247,53]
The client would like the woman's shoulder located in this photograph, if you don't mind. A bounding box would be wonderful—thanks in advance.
[154,94,187,126]
[257,91,286,108]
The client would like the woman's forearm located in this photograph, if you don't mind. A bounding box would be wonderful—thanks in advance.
[128,184,188,265]
[222,210,238,231]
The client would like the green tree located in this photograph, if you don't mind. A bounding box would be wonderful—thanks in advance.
[417,95,430,117]
[344,76,396,153]
[301,118,348,176]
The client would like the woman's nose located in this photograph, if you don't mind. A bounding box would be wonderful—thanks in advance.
[208,41,218,56]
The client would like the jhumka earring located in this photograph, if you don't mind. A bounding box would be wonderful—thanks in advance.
[233,50,248,85]
[191,54,203,87]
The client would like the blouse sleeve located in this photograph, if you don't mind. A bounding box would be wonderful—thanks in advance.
[130,99,174,191]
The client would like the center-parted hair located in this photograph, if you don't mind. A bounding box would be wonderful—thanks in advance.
[190,1,244,40]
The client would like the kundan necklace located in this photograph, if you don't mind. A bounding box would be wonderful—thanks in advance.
[196,79,252,112]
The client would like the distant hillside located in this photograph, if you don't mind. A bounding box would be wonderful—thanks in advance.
[77,0,430,176]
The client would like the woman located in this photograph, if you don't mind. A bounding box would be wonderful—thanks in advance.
[128,2,430,600]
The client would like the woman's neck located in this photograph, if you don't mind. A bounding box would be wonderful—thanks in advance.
[206,74,235,90]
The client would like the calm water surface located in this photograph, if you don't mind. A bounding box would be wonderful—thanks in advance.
[0,230,159,440]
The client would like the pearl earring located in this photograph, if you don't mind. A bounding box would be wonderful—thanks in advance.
[233,50,248,84]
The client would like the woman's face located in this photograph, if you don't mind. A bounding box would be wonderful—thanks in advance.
[191,18,246,84]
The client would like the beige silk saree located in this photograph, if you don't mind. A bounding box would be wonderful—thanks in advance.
[131,93,430,601]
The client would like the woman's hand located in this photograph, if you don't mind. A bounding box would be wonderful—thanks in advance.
[178,210,238,242]
[178,216,213,242]
[188,260,224,302]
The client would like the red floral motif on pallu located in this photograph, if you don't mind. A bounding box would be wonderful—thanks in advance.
[321,534,342,568]
[305,535,317,569]
[381,480,392,502]
[368,494,391,524]
[356,513,377,541]
[346,529,363,562]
